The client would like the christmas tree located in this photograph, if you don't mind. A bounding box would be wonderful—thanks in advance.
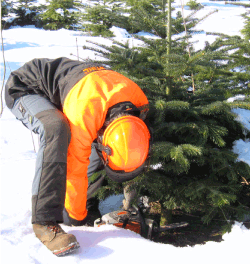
[1,0,41,28]
[81,0,129,37]
[40,0,84,30]
[84,0,250,227]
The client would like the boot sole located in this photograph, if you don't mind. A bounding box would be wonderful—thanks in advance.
[53,242,80,257]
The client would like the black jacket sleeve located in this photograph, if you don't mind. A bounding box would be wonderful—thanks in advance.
[4,57,86,109]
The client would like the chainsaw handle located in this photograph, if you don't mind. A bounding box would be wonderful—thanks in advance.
[132,205,148,238]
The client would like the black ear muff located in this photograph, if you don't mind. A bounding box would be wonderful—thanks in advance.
[104,162,146,183]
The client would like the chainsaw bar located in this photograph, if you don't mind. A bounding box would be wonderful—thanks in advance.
[159,222,189,232]
[94,207,188,240]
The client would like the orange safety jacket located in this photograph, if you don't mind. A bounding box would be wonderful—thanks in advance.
[63,68,148,221]
[5,57,149,221]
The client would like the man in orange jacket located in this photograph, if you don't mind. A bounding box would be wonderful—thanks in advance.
[5,57,151,256]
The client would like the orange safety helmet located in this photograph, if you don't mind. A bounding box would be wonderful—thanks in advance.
[103,115,150,171]
[96,113,151,183]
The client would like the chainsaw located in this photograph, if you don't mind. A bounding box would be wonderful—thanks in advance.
[94,204,188,240]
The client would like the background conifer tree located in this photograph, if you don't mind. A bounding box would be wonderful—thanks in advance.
[13,0,41,27]
[40,0,84,30]
[186,0,203,11]
[1,0,13,28]
[241,13,250,40]
[82,0,129,37]
[1,0,42,28]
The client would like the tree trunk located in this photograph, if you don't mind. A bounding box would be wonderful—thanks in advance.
[166,0,172,95]
[123,185,137,210]
[160,203,172,225]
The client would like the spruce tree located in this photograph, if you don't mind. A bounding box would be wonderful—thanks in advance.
[85,1,250,227]
[1,0,11,18]
[40,0,84,30]
[241,13,250,40]
[1,0,13,28]
[1,0,41,28]
[82,0,129,37]
[186,0,203,11]
[12,0,40,27]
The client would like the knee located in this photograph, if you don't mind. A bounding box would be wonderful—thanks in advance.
[36,110,71,146]
[47,116,71,145]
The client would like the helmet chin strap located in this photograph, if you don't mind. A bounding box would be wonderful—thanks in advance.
[92,141,109,166]
[96,142,112,156]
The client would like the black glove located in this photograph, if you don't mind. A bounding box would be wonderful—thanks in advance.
[63,208,89,226]
[63,207,102,227]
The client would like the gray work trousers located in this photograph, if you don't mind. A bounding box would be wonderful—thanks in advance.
[11,94,103,223]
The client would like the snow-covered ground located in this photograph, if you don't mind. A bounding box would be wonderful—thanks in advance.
[1,1,250,263]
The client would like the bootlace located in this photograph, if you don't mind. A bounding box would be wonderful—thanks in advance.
[47,225,61,233]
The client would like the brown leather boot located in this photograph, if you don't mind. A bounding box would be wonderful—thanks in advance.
[33,222,80,256]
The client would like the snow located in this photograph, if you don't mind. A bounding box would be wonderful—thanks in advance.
[227,95,246,103]
[173,0,247,50]
[232,107,250,165]
[110,26,132,39]
[1,1,250,263]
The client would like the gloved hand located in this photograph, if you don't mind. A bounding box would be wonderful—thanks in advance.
[63,208,89,226]
[63,207,102,227]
